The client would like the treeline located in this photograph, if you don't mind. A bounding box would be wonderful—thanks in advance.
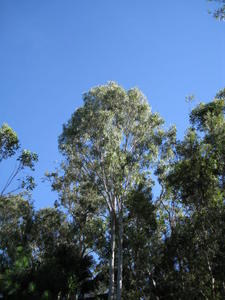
[1,83,225,300]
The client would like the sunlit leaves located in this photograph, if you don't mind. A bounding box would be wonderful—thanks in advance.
[0,124,19,162]
[0,124,38,196]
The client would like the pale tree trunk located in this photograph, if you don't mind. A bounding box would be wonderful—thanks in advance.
[108,212,116,300]
[116,211,123,300]
[206,253,216,299]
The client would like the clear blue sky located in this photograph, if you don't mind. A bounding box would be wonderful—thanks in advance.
[0,0,224,208]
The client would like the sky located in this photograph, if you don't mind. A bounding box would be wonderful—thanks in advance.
[0,0,225,209]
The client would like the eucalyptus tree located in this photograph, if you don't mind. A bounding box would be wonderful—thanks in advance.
[0,124,38,298]
[56,82,165,299]
[31,208,97,300]
[0,204,97,300]
[122,184,157,299]
[164,89,225,298]
[0,123,19,162]
[0,123,38,196]
[0,195,33,266]
[48,172,107,262]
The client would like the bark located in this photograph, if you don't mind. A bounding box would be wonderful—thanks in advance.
[206,254,216,299]
[116,211,123,300]
[108,212,116,300]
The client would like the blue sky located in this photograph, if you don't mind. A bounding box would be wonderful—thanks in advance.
[0,0,224,208]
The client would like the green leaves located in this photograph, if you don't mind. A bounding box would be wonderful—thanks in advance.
[0,124,19,162]
[208,0,225,20]
[155,89,225,298]
[53,82,167,298]
[0,124,38,196]
[3,83,225,299]
[59,82,165,211]
[18,150,38,171]
[190,99,225,132]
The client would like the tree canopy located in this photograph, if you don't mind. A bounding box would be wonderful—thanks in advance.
[1,85,225,299]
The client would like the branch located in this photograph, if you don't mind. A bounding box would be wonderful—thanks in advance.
[1,162,22,196]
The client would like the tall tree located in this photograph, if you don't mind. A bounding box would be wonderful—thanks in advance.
[56,82,165,299]
[162,89,225,298]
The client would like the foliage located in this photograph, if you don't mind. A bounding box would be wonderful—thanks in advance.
[208,0,225,20]
[2,86,225,299]
[0,198,98,299]
[53,81,166,299]
[0,123,38,196]
[0,124,19,162]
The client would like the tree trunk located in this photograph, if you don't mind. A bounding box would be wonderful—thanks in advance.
[108,212,116,300]
[116,211,123,300]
